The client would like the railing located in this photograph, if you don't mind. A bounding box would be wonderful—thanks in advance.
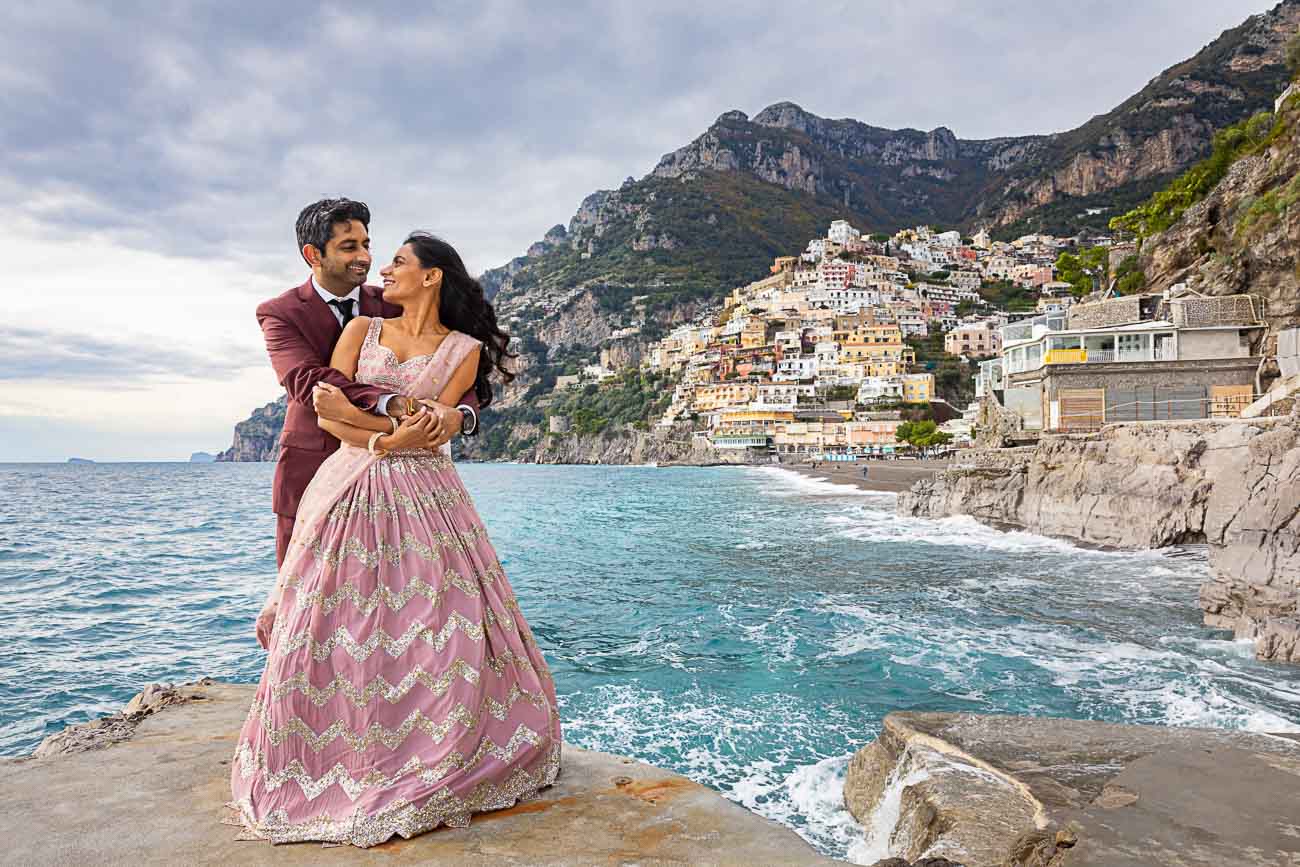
[1040,346,1179,366]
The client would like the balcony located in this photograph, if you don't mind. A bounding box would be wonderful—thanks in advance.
[1042,345,1177,365]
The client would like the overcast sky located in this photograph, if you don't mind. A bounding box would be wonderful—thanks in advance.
[0,0,1278,461]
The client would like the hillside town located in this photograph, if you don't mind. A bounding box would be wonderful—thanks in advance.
[549,220,1106,457]
[539,216,1281,460]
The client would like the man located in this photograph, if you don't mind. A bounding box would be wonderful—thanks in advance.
[256,198,480,566]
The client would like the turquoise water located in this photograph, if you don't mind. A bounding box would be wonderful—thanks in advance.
[3,461,1299,859]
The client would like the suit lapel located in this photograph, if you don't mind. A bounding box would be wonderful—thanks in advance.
[296,278,344,351]
[358,285,388,318]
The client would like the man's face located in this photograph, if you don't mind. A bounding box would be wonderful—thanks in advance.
[315,219,371,288]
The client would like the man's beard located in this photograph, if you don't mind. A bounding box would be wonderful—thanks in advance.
[324,259,368,288]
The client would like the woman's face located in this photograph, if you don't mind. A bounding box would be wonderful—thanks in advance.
[379,244,440,305]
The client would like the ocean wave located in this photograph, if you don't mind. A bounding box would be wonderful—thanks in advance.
[744,465,894,499]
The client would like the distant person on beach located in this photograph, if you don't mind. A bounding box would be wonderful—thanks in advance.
[229,207,561,847]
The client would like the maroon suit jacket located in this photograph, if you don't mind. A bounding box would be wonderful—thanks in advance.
[257,278,480,518]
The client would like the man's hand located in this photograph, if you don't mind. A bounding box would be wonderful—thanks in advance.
[255,599,279,650]
[417,400,462,449]
[312,382,354,421]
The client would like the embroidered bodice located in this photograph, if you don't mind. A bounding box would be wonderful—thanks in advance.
[356,317,458,400]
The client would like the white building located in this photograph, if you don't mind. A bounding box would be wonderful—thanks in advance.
[775,356,818,381]
[827,219,862,245]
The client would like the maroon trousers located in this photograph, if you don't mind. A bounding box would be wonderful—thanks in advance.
[276,514,296,568]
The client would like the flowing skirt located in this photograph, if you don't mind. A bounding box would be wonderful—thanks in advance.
[230,450,562,847]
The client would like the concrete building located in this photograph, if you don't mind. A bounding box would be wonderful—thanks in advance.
[994,293,1265,432]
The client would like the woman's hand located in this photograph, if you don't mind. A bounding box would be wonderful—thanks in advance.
[255,599,279,650]
[312,382,353,421]
[382,409,438,451]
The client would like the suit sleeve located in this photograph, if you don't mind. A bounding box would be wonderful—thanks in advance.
[258,308,386,411]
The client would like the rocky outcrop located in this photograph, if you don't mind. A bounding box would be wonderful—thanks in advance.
[6,680,842,866]
[32,679,214,758]
[899,414,1300,662]
[846,711,1300,865]
[216,397,285,462]
[1141,82,1300,339]
[527,422,754,466]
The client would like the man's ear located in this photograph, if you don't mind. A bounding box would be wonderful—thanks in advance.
[302,244,322,268]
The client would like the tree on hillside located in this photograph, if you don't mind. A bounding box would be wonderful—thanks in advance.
[1054,246,1108,297]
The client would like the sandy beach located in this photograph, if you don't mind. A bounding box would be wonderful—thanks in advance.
[785,458,950,493]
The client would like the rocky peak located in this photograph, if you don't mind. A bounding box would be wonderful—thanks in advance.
[752,101,817,133]
[716,109,749,124]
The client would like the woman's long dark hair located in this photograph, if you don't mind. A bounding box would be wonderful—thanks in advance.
[404,232,516,408]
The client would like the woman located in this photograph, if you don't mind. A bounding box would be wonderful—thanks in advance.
[228,233,562,847]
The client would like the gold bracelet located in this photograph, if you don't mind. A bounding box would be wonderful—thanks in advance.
[390,415,400,434]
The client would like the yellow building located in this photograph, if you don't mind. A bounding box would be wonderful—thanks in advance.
[902,373,935,403]
[693,382,758,412]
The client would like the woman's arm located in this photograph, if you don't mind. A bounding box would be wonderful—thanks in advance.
[314,383,392,432]
[436,346,482,406]
[318,409,437,452]
[330,317,371,379]
[312,317,394,431]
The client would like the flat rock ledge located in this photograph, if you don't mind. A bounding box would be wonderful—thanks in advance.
[846,712,1300,866]
[4,681,845,867]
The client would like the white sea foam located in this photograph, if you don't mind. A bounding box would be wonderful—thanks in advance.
[850,749,932,864]
[745,465,892,499]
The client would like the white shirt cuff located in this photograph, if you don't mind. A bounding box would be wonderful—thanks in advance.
[376,393,399,416]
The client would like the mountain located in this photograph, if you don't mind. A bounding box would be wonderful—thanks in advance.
[222,3,1299,462]
[189,452,216,463]
[485,2,1297,316]
[1140,80,1300,338]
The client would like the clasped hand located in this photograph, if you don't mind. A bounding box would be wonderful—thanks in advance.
[386,404,458,450]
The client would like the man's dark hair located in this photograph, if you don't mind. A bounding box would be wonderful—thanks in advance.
[295,198,371,259]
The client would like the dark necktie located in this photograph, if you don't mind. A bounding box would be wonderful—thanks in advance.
[328,297,356,329]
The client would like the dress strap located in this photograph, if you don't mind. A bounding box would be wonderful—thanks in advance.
[364,316,383,347]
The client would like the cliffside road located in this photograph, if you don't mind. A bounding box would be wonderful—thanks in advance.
[846,712,1300,866]
[791,459,949,493]
[3,681,844,867]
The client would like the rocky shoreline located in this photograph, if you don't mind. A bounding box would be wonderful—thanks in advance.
[899,413,1300,663]
[6,680,842,866]
[16,681,1300,865]
[845,711,1300,865]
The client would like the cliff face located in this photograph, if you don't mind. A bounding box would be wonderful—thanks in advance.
[522,423,752,466]
[898,414,1300,662]
[216,397,284,462]
[1140,83,1300,338]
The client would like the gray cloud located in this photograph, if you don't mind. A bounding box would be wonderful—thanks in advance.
[2,327,257,384]
[0,0,1279,278]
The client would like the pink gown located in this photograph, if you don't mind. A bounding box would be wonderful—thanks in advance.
[229,318,562,847]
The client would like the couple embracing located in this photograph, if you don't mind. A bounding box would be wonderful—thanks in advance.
[227,199,561,847]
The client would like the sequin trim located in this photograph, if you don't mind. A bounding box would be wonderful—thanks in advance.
[306,526,488,569]
[233,724,549,802]
[227,741,561,847]
[270,660,480,707]
[244,685,552,752]
[275,612,492,662]
[282,566,502,615]
[327,486,473,520]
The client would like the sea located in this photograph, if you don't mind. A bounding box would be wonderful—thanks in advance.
[3,461,1299,862]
